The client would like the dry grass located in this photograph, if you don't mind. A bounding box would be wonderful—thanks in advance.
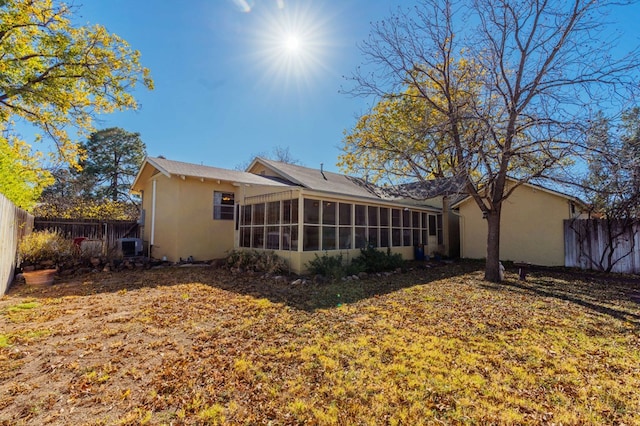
[1,262,639,425]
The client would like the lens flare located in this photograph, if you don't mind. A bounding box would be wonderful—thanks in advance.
[284,35,301,53]
[248,1,335,92]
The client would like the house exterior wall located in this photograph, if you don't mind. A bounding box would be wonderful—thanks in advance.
[139,174,237,262]
[458,184,574,266]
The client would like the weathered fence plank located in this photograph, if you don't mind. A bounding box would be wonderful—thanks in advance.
[0,193,34,295]
[565,219,640,274]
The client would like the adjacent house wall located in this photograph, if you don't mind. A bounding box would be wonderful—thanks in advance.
[458,184,574,266]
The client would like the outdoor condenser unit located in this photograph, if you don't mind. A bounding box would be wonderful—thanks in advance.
[119,238,143,257]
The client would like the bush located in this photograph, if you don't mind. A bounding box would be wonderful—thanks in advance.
[352,246,404,273]
[225,250,288,274]
[18,229,74,268]
[306,252,361,281]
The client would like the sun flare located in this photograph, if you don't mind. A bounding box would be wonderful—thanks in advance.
[283,34,301,53]
[250,1,333,89]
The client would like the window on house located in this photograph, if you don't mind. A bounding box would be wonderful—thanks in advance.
[355,204,366,226]
[429,214,437,236]
[267,201,280,224]
[304,225,320,251]
[380,208,389,227]
[304,199,320,224]
[283,199,298,224]
[323,201,336,225]
[339,227,352,249]
[380,228,390,247]
[214,192,234,220]
[339,203,352,225]
[323,227,336,250]
[253,203,265,225]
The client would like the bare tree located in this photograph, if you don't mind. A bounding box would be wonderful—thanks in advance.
[234,146,302,171]
[342,0,639,281]
[568,108,640,272]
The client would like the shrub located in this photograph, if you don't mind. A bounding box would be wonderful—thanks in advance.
[308,253,344,280]
[225,250,287,274]
[18,229,74,267]
[352,246,404,273]
[306,252,363,281]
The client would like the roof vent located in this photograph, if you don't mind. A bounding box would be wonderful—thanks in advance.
[320,163,327,180]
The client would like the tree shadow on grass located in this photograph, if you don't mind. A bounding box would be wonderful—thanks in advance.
[6,261,482,312]
[481,267,640,327]
[199,261,482,311]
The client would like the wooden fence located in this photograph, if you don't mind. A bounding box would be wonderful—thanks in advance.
[34,218,140,256]
[564,219,640,274]
[0,193,34,296]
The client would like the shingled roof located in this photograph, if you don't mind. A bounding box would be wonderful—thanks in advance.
[250,157,387,200]
[131,156,292,192]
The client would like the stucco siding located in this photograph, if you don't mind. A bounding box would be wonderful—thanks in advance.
[174,178,236,261]
[459,185,571,266]
[139,175,236,262]
[153,176,180,261]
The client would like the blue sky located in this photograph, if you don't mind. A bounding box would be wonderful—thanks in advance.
[69,0,638,173]
[71,0,409,172]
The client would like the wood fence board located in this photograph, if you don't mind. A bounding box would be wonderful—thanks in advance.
[0,194,33,295]
[565,219,639,274]
[33,218,139,256]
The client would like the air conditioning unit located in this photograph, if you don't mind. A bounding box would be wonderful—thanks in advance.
[118,238,143,257]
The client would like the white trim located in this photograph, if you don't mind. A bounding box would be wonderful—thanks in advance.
[151,179,157,246]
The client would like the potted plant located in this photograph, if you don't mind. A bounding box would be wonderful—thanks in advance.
[18,230,74,286]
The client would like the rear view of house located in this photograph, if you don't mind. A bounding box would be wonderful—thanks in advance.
[131,156,447,273]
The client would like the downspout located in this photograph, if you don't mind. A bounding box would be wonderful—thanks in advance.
[150,179,157,257]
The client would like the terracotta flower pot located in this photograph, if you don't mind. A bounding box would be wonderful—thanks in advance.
[22,269,57,286]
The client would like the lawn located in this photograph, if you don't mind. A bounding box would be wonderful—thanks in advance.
[1,262,639,425]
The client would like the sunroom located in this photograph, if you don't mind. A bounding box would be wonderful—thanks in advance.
[237,189,443,273]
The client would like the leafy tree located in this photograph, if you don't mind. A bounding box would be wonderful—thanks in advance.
[33,198,139,220]
[0,0,153,208]
[0,129,54,210]
[81,128,146,203]
[341,0,639,281]
[33,127,146,219]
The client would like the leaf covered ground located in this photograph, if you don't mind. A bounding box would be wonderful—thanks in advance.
[1,262,639,425]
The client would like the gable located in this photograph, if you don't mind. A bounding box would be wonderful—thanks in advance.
[450,179,584,210]
[131,156,292,193]
[247,157,386,200]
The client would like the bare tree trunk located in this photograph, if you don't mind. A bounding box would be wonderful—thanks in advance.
[485,209,502,282]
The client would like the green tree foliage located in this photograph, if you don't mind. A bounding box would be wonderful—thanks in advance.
[81,127,146,203]
[33,127,146,220]
[0,0,153,209]
[0,130,53,210]
[341,0,639,281]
